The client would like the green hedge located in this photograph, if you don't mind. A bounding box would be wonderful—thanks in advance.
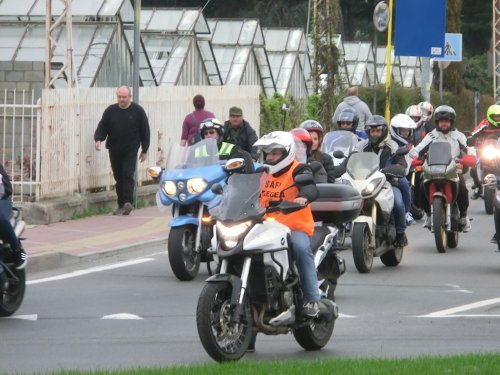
[259,86,494,135]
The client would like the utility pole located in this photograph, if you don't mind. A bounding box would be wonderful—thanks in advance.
[493,0,500,101]
[45,0,74,88]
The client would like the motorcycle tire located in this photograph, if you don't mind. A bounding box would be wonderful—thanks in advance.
[293,306,335,351]
[410,204,424,220]
[484,186,495,215]
[196,282,253,362]
[168,225,200,281]
[432,197,447,253]
[351,223,373,273]
[0,267,26,317]
[380,246,403,267]
[495,205,500,251]
[447,231,459,249]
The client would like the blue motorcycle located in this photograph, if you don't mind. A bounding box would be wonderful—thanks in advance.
[149,139,226,281]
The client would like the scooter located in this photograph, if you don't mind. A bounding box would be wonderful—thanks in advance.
[341,151,407,273]
[196,160,359,361]
[148,139,226,281]
[0,207,26,316]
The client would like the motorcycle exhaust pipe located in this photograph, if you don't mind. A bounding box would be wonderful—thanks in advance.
[319,299,339,321]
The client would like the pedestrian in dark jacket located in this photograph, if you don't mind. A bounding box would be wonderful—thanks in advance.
[94,85,150,216]
[222,106,258,160]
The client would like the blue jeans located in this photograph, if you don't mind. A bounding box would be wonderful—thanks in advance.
[0,200,19,250]
[290,230,320,303]
[399,177,411,213]
[392,186,406,234]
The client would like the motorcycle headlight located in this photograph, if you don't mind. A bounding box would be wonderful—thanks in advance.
[162,180,176,196]
[481,145,498,160]
[362,177,383,196]
[187,178,208,194]
[216,220,251,249]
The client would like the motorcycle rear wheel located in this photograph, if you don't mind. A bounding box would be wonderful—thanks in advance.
[168,225,200,281]
[0,267,25,317]
[484,186,495,215]
[196,282,253,362]
[432,197,447,253]
[351,223,373,273]
[293,309,335,350]
[380,246,403,267]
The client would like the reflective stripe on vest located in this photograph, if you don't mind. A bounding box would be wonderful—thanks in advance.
[194,142,234,158]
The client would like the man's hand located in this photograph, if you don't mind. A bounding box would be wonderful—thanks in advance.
[95,141,101,151]
[139,152,147,163]
[293,197,308,205]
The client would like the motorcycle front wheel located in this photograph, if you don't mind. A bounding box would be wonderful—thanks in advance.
[0,267,25,317]
[380,246,403,267]
[432,197,447,253]
[351,222,373,273]
[168,225,200,281]
[196,282,253,362]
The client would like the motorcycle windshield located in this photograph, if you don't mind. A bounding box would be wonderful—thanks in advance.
[346,152,379,180]
[427,142,452,166]
[210,172,268,222]
[321,131,359,156]
[165,139,220,170]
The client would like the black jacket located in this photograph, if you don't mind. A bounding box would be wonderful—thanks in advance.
[0,164,12,199]
[222,120,259,160]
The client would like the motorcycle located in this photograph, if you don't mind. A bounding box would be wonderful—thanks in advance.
[407,161,425,220]
[477,138,500,215]
[321,130,359,180]
[196,160,359,361]
[0,207,26,316]
[148,139,227,281]
[421,142,473,253]
[341,151,407,273]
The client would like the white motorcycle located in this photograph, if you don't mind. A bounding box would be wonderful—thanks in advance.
[196,160,360,362]
[341,152,406,273]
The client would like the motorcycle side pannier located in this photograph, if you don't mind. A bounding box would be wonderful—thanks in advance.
[311,183,363,225]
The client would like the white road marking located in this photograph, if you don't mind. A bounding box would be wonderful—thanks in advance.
[101,313,143,320]
[2,314,38,320]
[418,297,500,318]
[339,313,356,318]
[27,258,154,285]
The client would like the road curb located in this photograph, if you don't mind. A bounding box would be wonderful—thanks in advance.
[26,237,168,274]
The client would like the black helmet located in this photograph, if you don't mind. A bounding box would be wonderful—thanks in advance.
[337,108,359,132]
[199,118,224,140]
[434,105,456,133]
[364,115,388,146]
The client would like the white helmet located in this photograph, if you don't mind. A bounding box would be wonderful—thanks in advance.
[390,114,416,145]
[254,131,296,175]
[405,105,423,128]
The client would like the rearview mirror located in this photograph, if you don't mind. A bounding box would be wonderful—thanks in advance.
[224,158,245,171]
[333,150,346,159]
[211,183,223,195]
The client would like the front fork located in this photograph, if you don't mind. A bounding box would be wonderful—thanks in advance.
[370,203,377,246]
[195,204,204,253]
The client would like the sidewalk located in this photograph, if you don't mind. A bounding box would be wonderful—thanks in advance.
[23,206,170,273]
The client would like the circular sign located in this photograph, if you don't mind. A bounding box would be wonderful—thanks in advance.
[373,1,390,32]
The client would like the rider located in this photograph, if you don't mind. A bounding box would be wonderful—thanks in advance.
[354,115,409,248]
[418,101,435,133]
[468,104,500,200]
[196,118,254,172]
[409,105,472,232]
[0,162,27,289]
[290,127,328,183]
[336,108,368,140]
[299,120,336,182]
[254,131,321,318]
[390,113,417,226]
[406,105,427,145]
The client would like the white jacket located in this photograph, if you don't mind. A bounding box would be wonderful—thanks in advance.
[409,129,469,159]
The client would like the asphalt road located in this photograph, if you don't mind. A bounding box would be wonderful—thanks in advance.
[1,198,500,373]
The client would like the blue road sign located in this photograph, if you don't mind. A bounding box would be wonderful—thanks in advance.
[394,0,446,58]
[434,33,462,62]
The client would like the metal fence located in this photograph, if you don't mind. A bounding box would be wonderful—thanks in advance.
[4,86,260,202]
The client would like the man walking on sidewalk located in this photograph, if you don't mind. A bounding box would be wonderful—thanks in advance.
[94,85,151,215]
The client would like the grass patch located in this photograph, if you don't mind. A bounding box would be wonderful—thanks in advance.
[38,353,500,375]
[70,204,114,220]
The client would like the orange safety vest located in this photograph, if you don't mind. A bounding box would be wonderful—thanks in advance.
[260,160,315,236]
